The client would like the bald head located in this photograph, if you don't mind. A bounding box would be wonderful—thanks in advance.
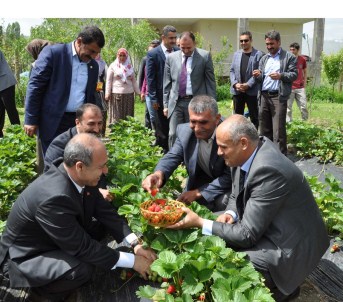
[216,115,259,167]
[64,133,105,167]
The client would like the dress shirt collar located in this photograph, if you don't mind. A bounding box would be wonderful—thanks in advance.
[161,43,173,55]
[267,47,282,58]
[240,147,258,174]
[66,170,84,193]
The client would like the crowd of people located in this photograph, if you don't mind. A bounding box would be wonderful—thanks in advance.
[0,24,328,302]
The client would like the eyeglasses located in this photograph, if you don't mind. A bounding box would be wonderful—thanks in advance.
[240,39,250,43]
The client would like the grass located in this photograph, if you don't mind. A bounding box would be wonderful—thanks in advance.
[4,98,342,134]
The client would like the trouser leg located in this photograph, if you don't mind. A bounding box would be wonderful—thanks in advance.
[233,94,245,115]
[271,97,287,155]
[245,94,259,130]
[32,262,94,301]
[294,88,308,120]
[258,94,273,139]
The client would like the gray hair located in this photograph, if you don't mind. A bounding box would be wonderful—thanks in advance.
[189,95,218,116]
[265,30,281,41]
[229,115,259,144]
[162,25,177,37]
[64,133,100,167]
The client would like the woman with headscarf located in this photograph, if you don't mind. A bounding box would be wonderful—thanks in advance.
[25,39,54,74]
[105,48,140,124]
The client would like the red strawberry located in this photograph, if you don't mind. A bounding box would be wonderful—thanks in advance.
[151,188,158,197]
[167,284,176,294]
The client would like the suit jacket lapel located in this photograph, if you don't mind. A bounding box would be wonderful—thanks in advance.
[188,135,199,184]
[65,43,73,99]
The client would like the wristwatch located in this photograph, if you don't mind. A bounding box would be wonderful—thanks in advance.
[130,238,142,249]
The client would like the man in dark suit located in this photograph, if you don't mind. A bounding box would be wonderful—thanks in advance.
[44,103,113,202]
[163,31,216,148]
[146,25,179,154]
[24,26,105,155]
[142,95,231,211]
[138,39,161,130]
[0,133,156,301]
[168,114,329,301]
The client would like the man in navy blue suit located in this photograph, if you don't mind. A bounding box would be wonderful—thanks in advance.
[24,26,105,155]
[146,25,179,154]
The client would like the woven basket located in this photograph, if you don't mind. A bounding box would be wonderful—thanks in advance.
[140,199,184,227]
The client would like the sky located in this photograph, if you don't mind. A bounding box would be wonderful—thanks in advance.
[1,1,343,42]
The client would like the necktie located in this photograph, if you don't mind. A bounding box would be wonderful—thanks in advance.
[179,56,189,98]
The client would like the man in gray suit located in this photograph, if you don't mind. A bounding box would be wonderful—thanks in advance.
[230,31,263,129]
[169,114,329,301]
[142,95,231,212]
[0,50,20,138]
[163,32,216,149]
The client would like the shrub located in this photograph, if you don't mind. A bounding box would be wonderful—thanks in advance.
[216,84,231,101]
[15,76,29,107]
[307,85,343,103]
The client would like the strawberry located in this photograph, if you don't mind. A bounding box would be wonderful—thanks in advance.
[167,284,176,294]
[154,205,162,212]
[126,271,134,279]
[199,293,205,301]
[151,188,158,197]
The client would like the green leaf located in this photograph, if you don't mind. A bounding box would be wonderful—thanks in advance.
[161,229,199,244]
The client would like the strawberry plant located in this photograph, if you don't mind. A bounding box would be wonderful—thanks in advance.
[0,125,37,228]
[287,121,343,165]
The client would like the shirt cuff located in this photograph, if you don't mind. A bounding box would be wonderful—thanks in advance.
[124,233,138,246]
[202,219,214,236]
[225,210,238,222]
[112,252,135,270]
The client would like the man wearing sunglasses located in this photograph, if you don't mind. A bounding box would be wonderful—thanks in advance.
[24,26,105,155]
[230,31,263,130]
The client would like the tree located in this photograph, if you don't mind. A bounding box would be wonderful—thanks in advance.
[322,51,343,93]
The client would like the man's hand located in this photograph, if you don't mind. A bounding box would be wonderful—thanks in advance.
[134,244,157,262]
[163,108,168,117]
[99,188,114,202]
[133,255,153,280]
[216,213,235,224]
[142,171,164,193]
[167,207,204,230]
[177,189,201,204]
[24,125,38,137]
[252,69,261,78]
[140,93,146,102]
[269,72,281,80]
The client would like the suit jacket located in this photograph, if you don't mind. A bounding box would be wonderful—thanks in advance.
[163,48,216,118]
[256,49,297,100]
[212,137,329,294]
[229,47,263,96]
[155,123,231,203]
[24,42,99,143]
[44,126,78,172]
[0,50,17,92]
[0,161,132,287]
[146,45,179,105]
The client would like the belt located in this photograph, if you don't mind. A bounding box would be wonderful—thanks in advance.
[262,90,279,97]
[179,95,193,100]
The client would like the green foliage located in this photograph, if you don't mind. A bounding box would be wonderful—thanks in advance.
[15,76,29,107]
[0,125,37,224]
[322,51,343,91]
[30,18,158,73]
[287,120,343,165]
[307,85,343,103]
[305,174,343,238]
[211,36,233,83]
[216,83,231,101]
